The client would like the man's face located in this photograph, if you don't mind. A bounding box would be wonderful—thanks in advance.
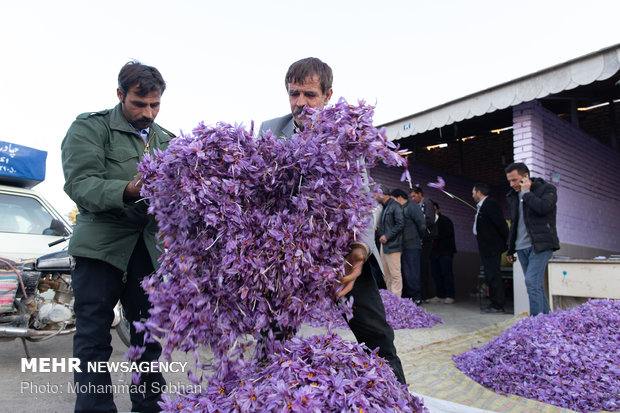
[411,192,422,203]
[506,170,526,192]
[472,188,482,203]
[117,84,161,130]
[287,75,332,123]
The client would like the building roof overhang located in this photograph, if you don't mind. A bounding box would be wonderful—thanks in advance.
[381,44,620,141]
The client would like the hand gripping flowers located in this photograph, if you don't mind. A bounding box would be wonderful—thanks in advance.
[138,99,405,360]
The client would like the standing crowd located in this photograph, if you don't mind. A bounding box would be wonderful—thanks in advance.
[374,163,559,320]
[375,185,457,306]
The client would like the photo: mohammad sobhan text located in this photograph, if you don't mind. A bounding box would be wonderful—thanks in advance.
[20,380,202,395]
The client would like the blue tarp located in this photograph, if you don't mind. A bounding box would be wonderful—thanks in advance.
[0,141,47,188]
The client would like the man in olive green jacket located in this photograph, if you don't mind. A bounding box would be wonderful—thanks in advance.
[61,61,174,413]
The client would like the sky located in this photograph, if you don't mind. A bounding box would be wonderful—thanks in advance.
[1,0,618,216]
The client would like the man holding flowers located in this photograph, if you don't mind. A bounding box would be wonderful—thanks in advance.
[61,61,173,412]
[259,57,406,384]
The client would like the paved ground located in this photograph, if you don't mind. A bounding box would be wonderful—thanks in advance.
[0,298,515,412]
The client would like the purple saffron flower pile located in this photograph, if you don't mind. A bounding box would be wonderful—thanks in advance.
[136,99,426,411]
[453,299,620,412]
[309,289,444,330]
[159,334,428,412]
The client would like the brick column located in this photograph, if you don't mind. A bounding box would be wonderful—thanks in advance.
[512,100,546,176]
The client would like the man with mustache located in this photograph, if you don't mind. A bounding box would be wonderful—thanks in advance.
[259,57,406,384]
[61,61,175,412]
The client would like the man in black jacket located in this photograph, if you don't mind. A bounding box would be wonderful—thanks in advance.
[430,203,457,303]
[472,183,510,313]
[376,185,405,297]
[410,186,437,301]
[505,163,560,316]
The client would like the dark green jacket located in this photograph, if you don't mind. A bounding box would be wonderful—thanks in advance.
[61,104,174,271]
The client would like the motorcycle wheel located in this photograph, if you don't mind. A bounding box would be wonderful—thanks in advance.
[116,309,131,347]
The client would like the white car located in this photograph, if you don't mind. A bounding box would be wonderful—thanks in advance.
[0,183,72,262]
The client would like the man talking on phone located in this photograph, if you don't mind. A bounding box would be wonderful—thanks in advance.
[505,162,559,316]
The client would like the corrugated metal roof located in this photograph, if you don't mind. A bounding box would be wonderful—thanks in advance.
[381,44,620,141]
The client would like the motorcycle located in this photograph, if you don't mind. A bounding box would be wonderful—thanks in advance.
[0,244,131,358]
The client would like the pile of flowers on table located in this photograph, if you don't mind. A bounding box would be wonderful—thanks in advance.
[134,99,427,412]
[453,299,620,412]
[309,289,444,330]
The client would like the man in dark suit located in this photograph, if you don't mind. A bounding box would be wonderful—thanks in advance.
[410,186,437,301]
[430,203,457,303]
[472,182,510,313]
[258,57,405,384]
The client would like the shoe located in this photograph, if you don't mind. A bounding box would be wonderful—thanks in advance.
[425,296,442,304]
[414,299,422,306]
[443,297,455,304]
[481,305,504,313]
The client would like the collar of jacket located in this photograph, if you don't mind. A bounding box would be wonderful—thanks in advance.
[109,103,152,138]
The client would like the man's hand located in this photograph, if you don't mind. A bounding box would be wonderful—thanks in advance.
[123,172,143,201]
[506,255,516,263]
[520,175,532,191]
[379,235,388,244]
[337,247,366,298]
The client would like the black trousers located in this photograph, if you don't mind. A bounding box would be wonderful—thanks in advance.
[481,254,505,309]
[420,240,435,300]
[430,252,455,299]
[72,237,165,413]
[347,261,406,384]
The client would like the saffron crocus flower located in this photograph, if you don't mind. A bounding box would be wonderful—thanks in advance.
[427,176,476,211]
[427,176,445,191]
[124,345,146,361]
[453,299,620,412]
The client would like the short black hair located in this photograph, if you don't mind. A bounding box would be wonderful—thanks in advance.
[118,60,166,99]
[391,188,408,199]
[411,186,424,195]
[473,182,490,196]
[285,57,333,95]
[505,162,530,176]
[379,184,391,195]
[433,202,440,209]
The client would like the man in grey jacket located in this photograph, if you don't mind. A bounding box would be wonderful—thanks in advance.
[392,189,426,304]
[258,57,405,384]
[375,185,404,296]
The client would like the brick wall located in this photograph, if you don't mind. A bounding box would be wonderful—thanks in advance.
[513,101,620,252]
[513,101,547,177]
